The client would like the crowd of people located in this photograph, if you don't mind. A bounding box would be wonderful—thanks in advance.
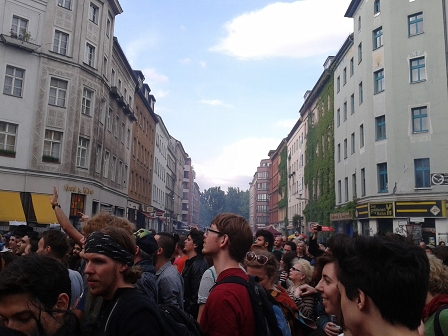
[0,188,447,336]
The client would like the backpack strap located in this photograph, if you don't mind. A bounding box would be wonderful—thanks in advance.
[434,305,448,336]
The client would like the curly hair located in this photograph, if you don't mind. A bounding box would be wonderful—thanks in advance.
[82,212,135,237]
[428,254,448,296]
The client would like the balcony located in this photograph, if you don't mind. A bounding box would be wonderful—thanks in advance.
[0,34,40,53]
[110,86,121,98]
[124,103,133,115]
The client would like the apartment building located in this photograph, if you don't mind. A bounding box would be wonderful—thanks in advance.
[341,0,448,243]
[249,159,271,230]
[268,139,287,230]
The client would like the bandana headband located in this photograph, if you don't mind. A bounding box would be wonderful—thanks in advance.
[84,231,134,266]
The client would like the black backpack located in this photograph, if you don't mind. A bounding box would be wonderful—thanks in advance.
[158,304,204,336]
[215,275,284,336]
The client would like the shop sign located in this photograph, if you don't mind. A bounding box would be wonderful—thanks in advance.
[355,204,369,219]
[395,200,446,218]
[64,185,94,195]
[369,202,394,218]
[330,212,353,221]
[431,173,448,186]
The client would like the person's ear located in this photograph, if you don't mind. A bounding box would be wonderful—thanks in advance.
[54,293,70,310]
[157,247,163,255]
[135,246,140,257]
[356,289,367,311]
[219,234,229,248]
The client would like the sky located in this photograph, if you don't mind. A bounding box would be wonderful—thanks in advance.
[114,0,353,192]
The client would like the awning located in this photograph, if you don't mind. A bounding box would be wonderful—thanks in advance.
[0,191,26,222]
[31,194,57,224]
[141,211,155,219]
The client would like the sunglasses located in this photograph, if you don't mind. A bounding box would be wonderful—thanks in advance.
[246,251,268,265]
[290,266,304,273]
[204,227,223,236]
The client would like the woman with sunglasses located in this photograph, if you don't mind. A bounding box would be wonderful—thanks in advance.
[287,259,315,319]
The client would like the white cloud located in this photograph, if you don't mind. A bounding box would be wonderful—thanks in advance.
[199,61,207,68]
[154,89,169,98]
[275,118,298,129]
[142,68,169,84]
[124,37,158,65]
[179,58,192,65]
[210,0,353,59]
[199,99,233,108]
[194,137,281,190]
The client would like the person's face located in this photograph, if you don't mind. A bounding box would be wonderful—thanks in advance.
[23,244,32,256]
[289,262,306,283]
[202,225,222,256]
[0,293,66,336]
[84,252,125,300]
[183,235,196,255]
[274,237,282,247]
[419,241,426,249]
[247,266,273,290]
[72,244,82,258]
[338,281,362,334]
[316,262,340,316]
[16,236,30,256]
[283,244,292,253]
[8,236,18,251]
[36,238,49,255]
[297,243,305,253]
[255,236,267,248]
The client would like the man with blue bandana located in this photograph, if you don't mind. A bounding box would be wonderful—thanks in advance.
[83,226,166,336]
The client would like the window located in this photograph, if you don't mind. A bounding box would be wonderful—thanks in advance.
[111,156,117,182]
[81,88,93,116]
[3,66,24,97]
[351,94,355,114]
[361,168,366,196]
[0,121,18,153]
[351,133,355,154]
[352,173,357,199]
[126,128,130,148]
[69,194,85,217]
[337,76,340,93]
[58,0,72,9]
[76,137,89,168]
[89,3,99,24]
[85,43,95,67]
[410,57,426,83]
[408,12,423,36]
[343,139,347,159]
[338,180,342,203]
[103,56,108,77]
[121,122,125,143]
[358,43,363,63]
[343,102,347,121]
[337,143,341,162]
[375,115,386,140]
[106,17,111,37]
[337,109,340,127]
[114,115,119,138]
[49,78,68,107]
[377,163,388,193]
[111,69,115,86]
[11,16,28,40]
[257,194,268,201]
[107,108,112,131]
[373,27,383,49]
[374,0,380,14]
[358,16,362,31]
[103,150,110,178]
[412,106,428,133]
[95,144,102,173]
[345,177,349,202]
[258,171,268,179]
[43,130,62,160]
[124,165,128,187]
[117,160,123,186]
[53,30,69,55]
[415,158,430,188]
[350,58,354,77]
[360,124,365,147]
[257,205,268,213]
[343,68,347,85]
[359,82,363,104]
[374,69,384,94]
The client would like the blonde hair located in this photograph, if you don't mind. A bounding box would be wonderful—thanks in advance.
[293,258,314,284]
[82,212,135,237]
[428,254,448,295]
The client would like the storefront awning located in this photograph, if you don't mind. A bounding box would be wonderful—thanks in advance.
[31,194,57,224]
[0,191,26,222]
[141,211,155,219]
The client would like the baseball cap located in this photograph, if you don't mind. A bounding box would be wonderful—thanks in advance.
[134,229,158,255]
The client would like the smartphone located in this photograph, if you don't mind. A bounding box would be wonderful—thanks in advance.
[315,224,322,231]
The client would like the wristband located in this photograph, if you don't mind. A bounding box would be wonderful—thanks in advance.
[52,203,61,210]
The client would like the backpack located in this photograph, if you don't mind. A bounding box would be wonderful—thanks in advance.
[434,305,448,336]
[158,304,204,336]
[215,275,289,336]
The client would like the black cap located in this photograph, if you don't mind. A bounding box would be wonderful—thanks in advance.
[134,229,158,255]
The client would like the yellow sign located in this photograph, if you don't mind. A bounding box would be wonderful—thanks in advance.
[369,202,394,218]
[64,185,94,195]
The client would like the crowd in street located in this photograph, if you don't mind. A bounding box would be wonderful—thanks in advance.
[0,188,447,336]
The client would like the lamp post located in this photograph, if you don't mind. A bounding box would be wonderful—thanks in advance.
[296,197,313,233]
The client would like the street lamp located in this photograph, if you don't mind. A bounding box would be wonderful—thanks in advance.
[296,197,313,233]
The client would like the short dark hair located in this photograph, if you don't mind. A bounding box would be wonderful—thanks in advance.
[188,228,204,255]
[213,213,253,263]
[334,234,429,330]
[28,231,39,254]
[255,229,274,251]
[41,230,69,260]
[284,241,297,252]
[157,232,179,260]
[0,254,71,310]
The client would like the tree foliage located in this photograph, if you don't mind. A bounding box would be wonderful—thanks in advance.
[199,186,249,228]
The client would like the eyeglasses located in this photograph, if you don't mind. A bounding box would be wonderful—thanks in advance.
[204,227,223,236]
[290,266,304,273]
[246,251,268,265]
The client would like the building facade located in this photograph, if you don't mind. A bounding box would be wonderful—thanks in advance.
[250,159,271,230]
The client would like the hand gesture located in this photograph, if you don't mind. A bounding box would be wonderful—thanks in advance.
[50,187,58,206]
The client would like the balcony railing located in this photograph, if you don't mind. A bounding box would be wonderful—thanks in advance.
[0,34,40,52]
